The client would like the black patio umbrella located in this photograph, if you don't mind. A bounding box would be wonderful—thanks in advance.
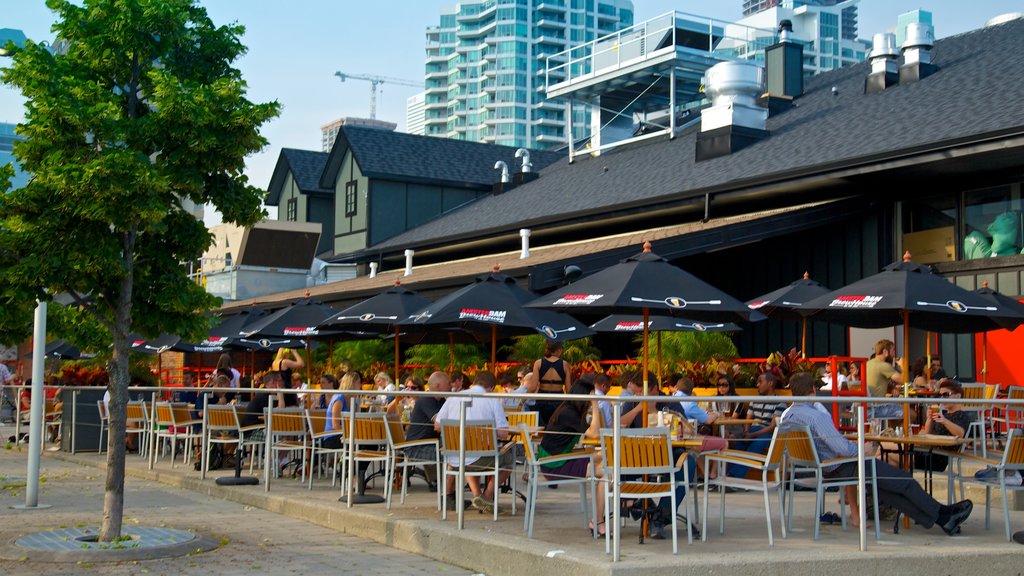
[320,280,432,382]
[25,339,96,360]
[589,314,741,333]
[974,281,1024,382]
[129,333,181,355]
[399,266,595,366]
[746,272,832,357]
[800,253,1024,433]
[527,242,760,413]
[241,297,343,385]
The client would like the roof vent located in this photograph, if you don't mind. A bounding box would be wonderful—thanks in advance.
[865,33,899,94]
[986,13,1023,27]
[494,160,510,183]
[696,61,768,162]
[514,148,532,173]
[764,19,803,104]
[512,148,539,186]
[899,23,938,85]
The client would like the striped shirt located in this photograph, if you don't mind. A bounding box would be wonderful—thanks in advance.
[748,399,786,425]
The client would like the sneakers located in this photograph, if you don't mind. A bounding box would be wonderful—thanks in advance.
[471,495,494,514]
[445,494,472,511]
[941,499,973,536]
[974,467,1023,485]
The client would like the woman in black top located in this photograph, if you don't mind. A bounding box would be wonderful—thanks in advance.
[532,340,572,425]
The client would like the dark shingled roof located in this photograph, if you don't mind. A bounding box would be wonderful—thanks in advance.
[266,148,331,206]
[319,125,565,189]
[370,18,1024,251]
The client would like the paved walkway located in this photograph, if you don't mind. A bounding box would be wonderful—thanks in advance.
[0,424,475,576]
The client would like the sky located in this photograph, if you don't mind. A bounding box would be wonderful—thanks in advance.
[3,0,1022,226]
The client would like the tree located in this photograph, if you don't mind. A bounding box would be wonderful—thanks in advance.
[0,0,278,540]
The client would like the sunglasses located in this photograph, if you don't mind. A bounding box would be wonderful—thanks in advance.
[938,391,957,398]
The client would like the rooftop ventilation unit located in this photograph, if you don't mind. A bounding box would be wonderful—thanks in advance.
[695,61,768,162]
[899,22,938,85]
[865,33,899,94]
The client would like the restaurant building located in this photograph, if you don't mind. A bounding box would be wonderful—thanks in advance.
[231,14,1024,385]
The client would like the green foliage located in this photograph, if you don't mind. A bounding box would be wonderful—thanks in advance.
[404,343,487,372]
[501,334,602,363]
[312,338,394,376]
[637,331,739,364]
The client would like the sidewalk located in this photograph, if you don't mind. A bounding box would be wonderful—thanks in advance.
[3,420,1023,576]
[0,426,475,576]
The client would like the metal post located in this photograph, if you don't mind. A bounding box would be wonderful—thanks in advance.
[346,396,356,507]
[70,389,78,454]
[148,397,157,470]
[457,397,467,530]
[612,401,621,561]
[200,394,209,480]
[668,67,676,138]
[20,301,49,510]
[857,403,867,551]
[264,403,273,492]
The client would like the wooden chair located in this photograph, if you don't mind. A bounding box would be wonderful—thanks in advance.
[440,419,504,524]
[383,415,440,510]
[961,383,997,457]
[152,402,202,468]
[125,400,150,460]
[703,426,788,546]
[600,426,689,556]
[201,404,263,480]
[263,407,308,489]
[306,408,347,489]
[521,424,596,538]
[340,413,390,501]
[96,400,109,454]
[782,424,881,541]
[989,386,1024,449]
[947,428,1024,540]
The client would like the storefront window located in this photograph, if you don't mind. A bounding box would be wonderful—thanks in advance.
[964,184,1023,260]
[901,195,956,264]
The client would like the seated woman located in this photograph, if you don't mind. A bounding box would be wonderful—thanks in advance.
[914,379,968,472]
[712,374,747,439]
[386,374,423,416]
[535,380,606,534]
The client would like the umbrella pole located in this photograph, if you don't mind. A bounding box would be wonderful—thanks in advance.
[657,331,662,388]
[394,327,401,384]
[982,332,988,383]
[306,337,312,388]
[448,333,455,373]
[801,318,808,359]
[642,307,649,428]
[902,310,911,435]
[925,332,932,383]
[491,325,497,369]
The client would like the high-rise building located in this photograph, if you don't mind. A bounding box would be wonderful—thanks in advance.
[406,91,426,136]
[422,0,634,150]
[1,123,29,191]
[320,117,397,152]
[737,0,867,74]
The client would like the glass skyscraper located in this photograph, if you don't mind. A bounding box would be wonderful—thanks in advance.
[421,0,634,149]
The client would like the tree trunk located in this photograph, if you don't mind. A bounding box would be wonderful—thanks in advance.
[100,229,136,542]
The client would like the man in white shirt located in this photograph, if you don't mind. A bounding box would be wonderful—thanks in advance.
[434,370,511,513]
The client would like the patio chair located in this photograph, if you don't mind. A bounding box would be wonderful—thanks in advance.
[961,383,997,457]
[440,419,506,524]
[152,402,202,468]
[306,409,348,490]
[201,404,263,480]
[125,400,150,460]
[43,396,62,447]
[263,407,308,488]
[600,426,689,556]
[96,400,109,454]
[990,386,1024,449]
[703,426,788,546]
[521,424,596,539]
[946,428,1024,540]
[340,413,391,502]
[782,424,881,541]
[384,415,441,510]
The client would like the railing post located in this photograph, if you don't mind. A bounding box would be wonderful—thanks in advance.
[148,397,157,470]
[346,393,356,508]
[857,403,867,551]
[200,394,209,480]
[457,397,468,530]
[70,389,78,454]
[264,403,273,492]
[612,400,621,561]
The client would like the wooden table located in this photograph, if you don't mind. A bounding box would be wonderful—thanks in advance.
[711,418,756,439]
[846,433,963,494]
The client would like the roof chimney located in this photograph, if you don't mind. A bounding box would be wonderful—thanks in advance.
[512,148,539,186]
[696,61,768,162]
[865,33,899,94]
[899,22,937,85]
[763,19,803,113]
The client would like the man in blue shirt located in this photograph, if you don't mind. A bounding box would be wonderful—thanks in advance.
[780,372,973,535]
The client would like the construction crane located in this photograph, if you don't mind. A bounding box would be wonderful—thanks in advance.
[334,71,423,120]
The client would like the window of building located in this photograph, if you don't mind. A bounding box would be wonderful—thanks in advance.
[965,184,1023,259]
[286,197,297,221]
[901,195,956,264]
[345,180,358,217]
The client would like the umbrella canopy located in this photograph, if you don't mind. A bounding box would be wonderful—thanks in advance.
[589,314,741,333]
[798,254,1024,333]
[241,297,343,339]
[747,272,832,357]
[401,267,595,342]
[974,283,1024,332]
[25,339,96,360]
[525,242,761,322]
[746,272,831,321]
[321,280,431,333]
[129,333,181,355]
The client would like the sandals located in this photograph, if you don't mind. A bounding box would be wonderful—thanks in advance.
[588,520,610,537]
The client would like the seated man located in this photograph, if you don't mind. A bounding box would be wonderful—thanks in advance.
[403,371,451,494]
[728,372,786,478]
[866,339,905,421]
[780,371,973,535]
[434,370,512,514]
